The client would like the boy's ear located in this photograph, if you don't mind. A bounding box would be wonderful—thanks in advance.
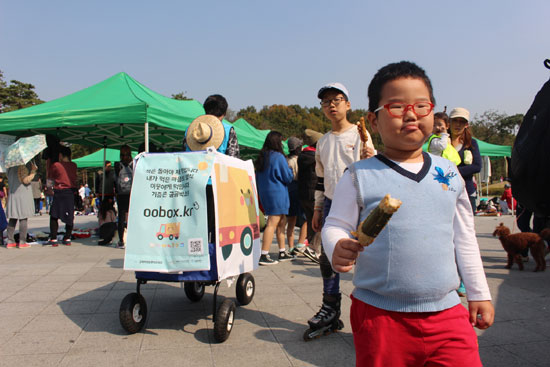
[367,112,378,134]
[345,100,351,111]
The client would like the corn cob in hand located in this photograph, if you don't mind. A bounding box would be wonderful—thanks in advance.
[351,194,402,246]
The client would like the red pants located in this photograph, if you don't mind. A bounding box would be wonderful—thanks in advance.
[350,295,481,367]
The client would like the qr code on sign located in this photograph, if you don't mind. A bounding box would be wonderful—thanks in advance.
[188,238,204,255]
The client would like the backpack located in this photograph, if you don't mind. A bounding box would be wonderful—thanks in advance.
[116,163,133,195]
[510,60,550,216]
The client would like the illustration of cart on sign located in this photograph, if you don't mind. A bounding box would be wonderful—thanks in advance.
[120,151,260,343]
[215,163,260,260]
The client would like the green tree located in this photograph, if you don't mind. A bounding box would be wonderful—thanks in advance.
[0,70,44,113]
[171,92,192,101]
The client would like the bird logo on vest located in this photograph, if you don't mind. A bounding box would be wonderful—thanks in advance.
[433,166,457,191]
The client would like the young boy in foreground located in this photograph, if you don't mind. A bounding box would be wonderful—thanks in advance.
[322,61,494,366]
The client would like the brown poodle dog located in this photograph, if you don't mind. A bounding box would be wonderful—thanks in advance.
[493,223,547,272]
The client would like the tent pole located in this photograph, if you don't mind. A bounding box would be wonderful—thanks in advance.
[145,122,149,153]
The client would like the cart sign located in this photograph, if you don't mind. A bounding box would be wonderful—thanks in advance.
[211,153,261,280]
[124,152,214,272]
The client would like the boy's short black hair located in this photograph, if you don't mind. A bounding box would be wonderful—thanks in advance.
[203,94,228,118]
[367,61,435,112]
[59,145,71,159]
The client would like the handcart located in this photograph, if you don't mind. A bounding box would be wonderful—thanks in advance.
[119,151,261,343]
[119,242,256,342]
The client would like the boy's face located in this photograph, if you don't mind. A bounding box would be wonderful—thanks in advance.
[368,77,433,158]
[320,90,350,122]
[433,119,447,134]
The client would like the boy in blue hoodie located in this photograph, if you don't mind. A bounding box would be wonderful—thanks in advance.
[322,61,493,367]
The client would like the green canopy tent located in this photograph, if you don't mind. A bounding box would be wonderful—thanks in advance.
[73,148,137,168]
[0,72,205,151]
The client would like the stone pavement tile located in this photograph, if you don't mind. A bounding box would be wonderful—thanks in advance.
[141,311,212,349]
[228,303,268,327]
[206,317,279,348]
[0,353,65,367]
[34,274,81,284]
[510,318,550,339]
[49,264,96,276]
[25,281,74,293]
[55,289,110,303]
[0,301,49,316]
[210,344,291,367]
[149,290,207,313]
[112,280,141,290]
[41,299,103,315]
[68,280,115,291]
[0,315,34,333]
[21,314,91,333]
[0,331,80,355]
[268,319,351,343]
[477,320,547,347]
[479,345,537,367]
[0,332,14,344]
[282,337,356,367]
[0,290,17,302]
[81,268,124,281]
[137,348,214,367]
[261,305,313,324]
[71,313,144,352]
[254,290,308,308]
[58,349,138,367]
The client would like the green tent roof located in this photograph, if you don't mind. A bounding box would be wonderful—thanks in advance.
[0,72,205,151]
[73,148,137,168]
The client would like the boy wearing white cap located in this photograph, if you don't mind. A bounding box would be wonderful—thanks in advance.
[307,82,376,334]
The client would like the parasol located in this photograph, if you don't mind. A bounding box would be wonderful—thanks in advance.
[4,134,47,169]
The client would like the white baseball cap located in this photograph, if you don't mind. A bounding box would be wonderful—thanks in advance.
[449,107,470,122]
[317,82,350,100]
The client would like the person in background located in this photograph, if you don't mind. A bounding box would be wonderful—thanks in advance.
[297,129,324,263]
[114,145,133,248]
[47,146,77,246]
[78,184,86,201]
[97,197,117,246]
[308,82,375,334]
[0,175,7,209]
[31,175,42,215]
[450,107,482,215]
[427,111,461,166]
[282,136,308,256]
[183,94,240,158]
[255,131,295,265]
[5,161,37,248]
[44,179,54,214]
[95,160,116,207]
[499,183,516,215]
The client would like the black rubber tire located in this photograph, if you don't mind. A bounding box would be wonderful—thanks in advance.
[169,234,174,240]
[236,273,255,306]
[119,292,147,334]
[184,282,205,302]
[239,227,253,256]
[157,234,163,240]
[213,299,235,343]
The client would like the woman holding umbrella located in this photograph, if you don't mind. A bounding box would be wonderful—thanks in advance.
[5,161,37,248]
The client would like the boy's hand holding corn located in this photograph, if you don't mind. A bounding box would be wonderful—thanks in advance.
[332,238,364,273]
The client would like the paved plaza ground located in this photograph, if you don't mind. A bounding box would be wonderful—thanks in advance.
[0,213,549,366]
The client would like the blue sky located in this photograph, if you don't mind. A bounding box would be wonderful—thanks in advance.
[2,0,549,119]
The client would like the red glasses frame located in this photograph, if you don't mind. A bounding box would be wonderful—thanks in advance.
[374,102,434,118]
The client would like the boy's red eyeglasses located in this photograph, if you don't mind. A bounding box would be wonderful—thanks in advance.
[374,102,434,118]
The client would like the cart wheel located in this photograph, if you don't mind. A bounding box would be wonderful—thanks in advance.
[119,292,147,334]
[157,234,163,240]
[213,299,235,343]
[184,282,205,302]
[222,244,232,260]
[240,227,253,256]
[169,234,174,240]
[236,273,255,305]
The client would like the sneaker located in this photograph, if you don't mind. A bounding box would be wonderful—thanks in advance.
[62,239,71,246]
[278,251,296,261]
[290,243,306,255]
[18,243,30,248]
[259,254,278,266]
[46,239,59,247]
[303,248,320,264]
[6,243,17,249]
[117,241,125,249]
[98,240,111,246]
